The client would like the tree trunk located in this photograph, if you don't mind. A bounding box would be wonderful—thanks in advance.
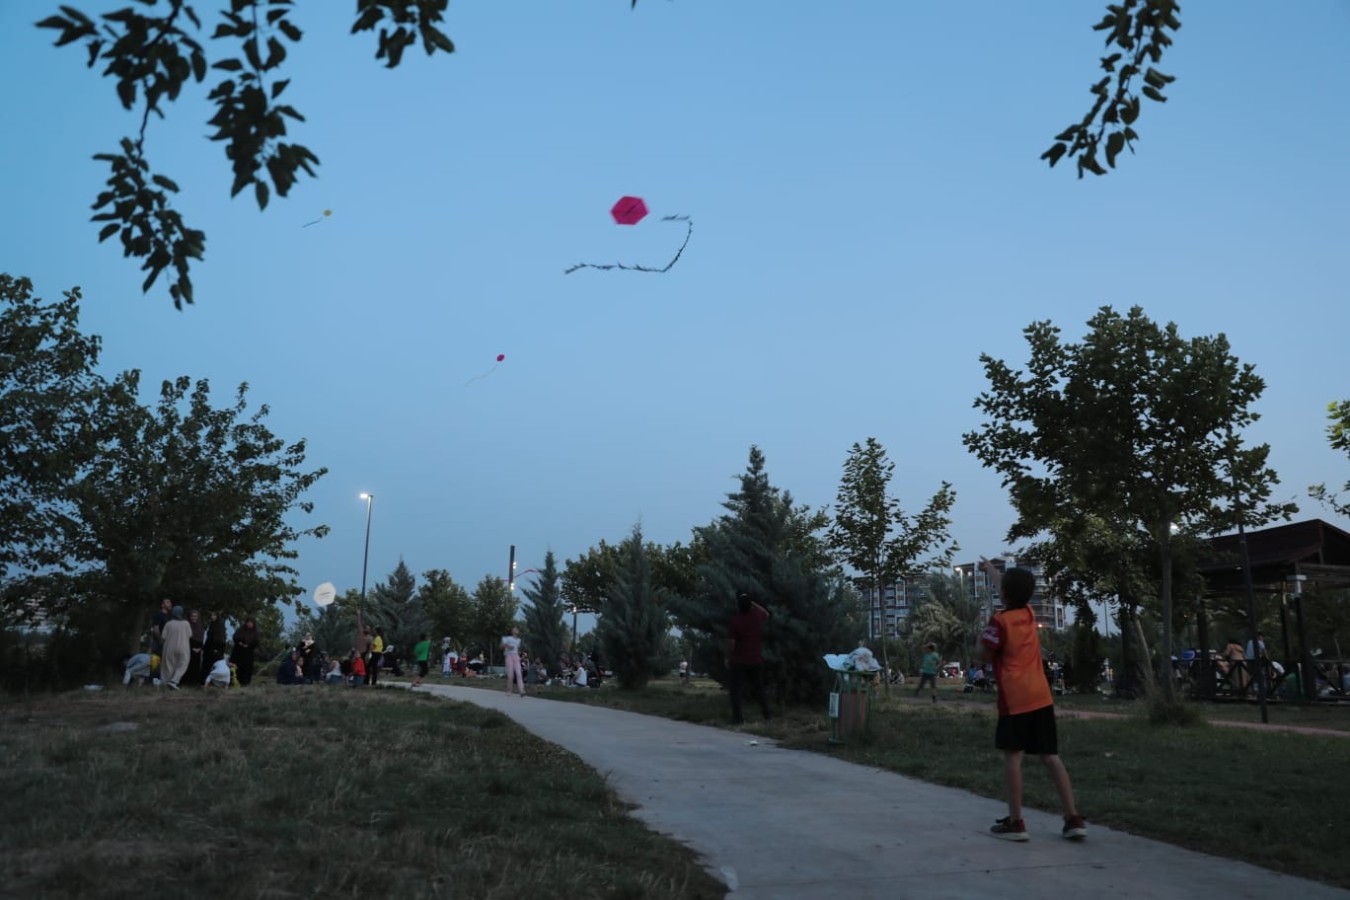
[1158,520,1175,701]
[876,575,891,698]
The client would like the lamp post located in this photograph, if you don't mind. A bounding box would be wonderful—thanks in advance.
[359,493,374,602]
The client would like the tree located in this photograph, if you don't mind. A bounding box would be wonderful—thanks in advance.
[828,437,957,689]
[1042,0,1181,177]
[0,276,103,588]
[1310,400,1350,517]
[417,568,472,646]
[909,571,987,667]
[42,369,328,656]
[670,446,858,705]
[963,305,1294,698]
[36,1,456,308]
[288,588,360,658]
[562,540,620,616]
[366,558,429,658]
[595,526,672,690]
[468,575,515,665]
[519,551,567,676]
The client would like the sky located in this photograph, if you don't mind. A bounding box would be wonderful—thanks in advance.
[2,1,1348,619]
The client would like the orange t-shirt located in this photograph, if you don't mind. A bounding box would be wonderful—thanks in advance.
[980,606,1052,716]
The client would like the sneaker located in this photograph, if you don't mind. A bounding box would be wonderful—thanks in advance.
[1062,815,1087,840]
[166,681,179,691]
[991,816,1029,841]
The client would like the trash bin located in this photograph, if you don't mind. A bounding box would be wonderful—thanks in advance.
[828,670,874,744]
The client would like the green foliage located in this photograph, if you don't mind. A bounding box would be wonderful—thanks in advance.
[1042,0,1181,177]
[828,436,958,677]
[907,572,987,666]
[595,527,672,690]
[468,575,516,663]
[366,558,430,658]
[417,568,472,646]
[520,551,567,676]
[287,592,358,658]
[964,305,1294,690]
[670,446,859,705]
[53,372,329,651]
[561,540,619,615]
[1069,619,1103,692]
[0,276,103,586]
[834,441,961,580]
[1309,399,1350,517]
[37,1,455,307]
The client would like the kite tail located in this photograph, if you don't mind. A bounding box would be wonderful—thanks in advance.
[564,217,693,275]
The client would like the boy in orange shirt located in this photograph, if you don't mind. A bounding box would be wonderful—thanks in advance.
[979,560,1086,842]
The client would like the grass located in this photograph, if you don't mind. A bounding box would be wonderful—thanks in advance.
[461,674,1350,890]
[0,685,727,900]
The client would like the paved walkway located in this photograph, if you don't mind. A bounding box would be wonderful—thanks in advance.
[411,684,1348,900]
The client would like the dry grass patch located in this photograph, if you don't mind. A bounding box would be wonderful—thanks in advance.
[0,685,725,900]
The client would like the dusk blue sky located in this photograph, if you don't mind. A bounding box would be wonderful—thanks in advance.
[3,1,1348,616]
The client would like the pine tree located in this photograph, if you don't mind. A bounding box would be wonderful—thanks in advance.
[595,526,672,690]
[670,446,859,705]
[368,558,429,658]
[520,551,568,676]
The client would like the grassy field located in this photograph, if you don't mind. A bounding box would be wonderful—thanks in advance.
[473,674,1350,890]
[0,685,727,900]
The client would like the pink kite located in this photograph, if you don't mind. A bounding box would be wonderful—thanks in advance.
[611,196,649,225]
[465,354,506,386]
[566,195,693,275]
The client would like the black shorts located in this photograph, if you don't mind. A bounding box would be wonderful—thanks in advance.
[417,661,429,677]
[995,705,1058,755]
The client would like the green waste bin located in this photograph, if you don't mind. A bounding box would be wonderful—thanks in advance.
[828,670,875,744]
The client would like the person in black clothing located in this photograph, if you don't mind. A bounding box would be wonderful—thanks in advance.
[276,650,305,685]
[297,635,317,682]
[231,617,260,686]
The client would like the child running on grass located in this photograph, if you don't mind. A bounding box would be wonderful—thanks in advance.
[979,559,1086,842]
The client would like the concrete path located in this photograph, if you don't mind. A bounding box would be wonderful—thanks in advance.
[411,684,1347,900]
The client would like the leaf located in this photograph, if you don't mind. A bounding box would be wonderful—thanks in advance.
[151,174,180,192]
[1040,144,1068,168]
[270,78,290,99]
[255,180,269,211]
[1120,96,1141,124]
[1105,132,1125,168]
[213,58,244,72]
[1141,85,1167,103]
[97,223,120,242]
[1144,67,1176,89]
[277,19,302,42]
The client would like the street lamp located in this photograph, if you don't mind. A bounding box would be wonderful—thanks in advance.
[510,568,540,592]
[358,492,374,601]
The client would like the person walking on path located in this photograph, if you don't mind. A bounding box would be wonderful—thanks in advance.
[160,605,192,690]
[725,591,772,725]
[916,642,941,703]
[230,617,260,686]
[501,627,527,697]
[411,633,431,687]
[979,560,1085,843]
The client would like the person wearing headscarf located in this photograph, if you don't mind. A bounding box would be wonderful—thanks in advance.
[231,617,260,686]
[160,606,192,690]
[183,609,206,686]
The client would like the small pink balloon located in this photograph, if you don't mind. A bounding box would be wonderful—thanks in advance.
[496,354,505,362]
